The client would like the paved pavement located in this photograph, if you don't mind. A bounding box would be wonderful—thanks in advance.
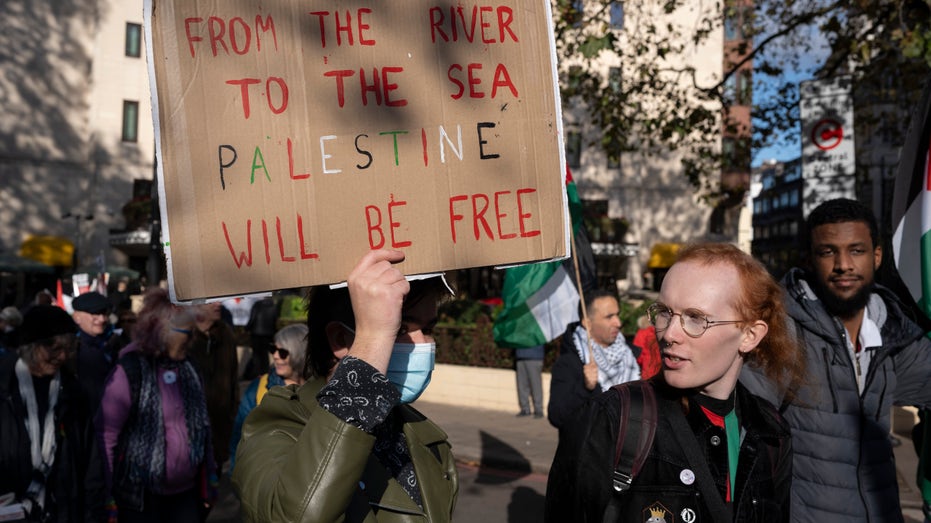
[416,401,928,522]
[416,401,558,475]
[211,398,927,521]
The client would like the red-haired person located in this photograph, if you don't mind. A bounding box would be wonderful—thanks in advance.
[546,243,804,522]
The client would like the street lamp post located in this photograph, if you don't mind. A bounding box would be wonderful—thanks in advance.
[61,211,94,269]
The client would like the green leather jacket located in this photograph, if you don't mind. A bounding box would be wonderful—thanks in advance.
[232,378,459,522]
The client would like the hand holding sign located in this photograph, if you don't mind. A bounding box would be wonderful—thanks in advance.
[345,249,409,374]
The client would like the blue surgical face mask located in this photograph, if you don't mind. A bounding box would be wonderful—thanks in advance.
[386,342,435,404]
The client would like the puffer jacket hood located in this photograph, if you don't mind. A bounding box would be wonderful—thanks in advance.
[782,267,925,359]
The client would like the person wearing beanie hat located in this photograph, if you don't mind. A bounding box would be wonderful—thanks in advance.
[0,305,106,522]
[71,292,128,414]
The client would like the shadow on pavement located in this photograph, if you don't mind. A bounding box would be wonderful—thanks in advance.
[507,486,546,522]
[477,430,532,485]
[207,472,242,523]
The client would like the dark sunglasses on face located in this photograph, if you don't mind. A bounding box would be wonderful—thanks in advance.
[268,346,289,358]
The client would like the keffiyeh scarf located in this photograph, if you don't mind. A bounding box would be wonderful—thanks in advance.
[572,327,639,391]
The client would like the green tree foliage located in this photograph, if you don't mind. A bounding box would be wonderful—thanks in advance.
[554,0,931,192]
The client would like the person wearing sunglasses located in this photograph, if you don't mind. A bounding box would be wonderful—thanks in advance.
[0,305,106,522]
[546,243,805,522]
[228,323,308,473]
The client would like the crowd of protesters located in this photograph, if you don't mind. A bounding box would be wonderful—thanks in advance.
[4,198,931,522]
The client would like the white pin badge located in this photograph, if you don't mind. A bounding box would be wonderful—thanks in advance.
[163,370,177,385]
[679,468,695,485]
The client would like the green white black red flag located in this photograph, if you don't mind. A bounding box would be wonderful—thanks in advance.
[891,79,931,515]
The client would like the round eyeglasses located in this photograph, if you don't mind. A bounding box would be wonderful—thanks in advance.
[647,303,743,338]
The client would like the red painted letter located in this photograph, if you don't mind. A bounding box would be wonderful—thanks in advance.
[222,220,253,268]
[365,205,386,249]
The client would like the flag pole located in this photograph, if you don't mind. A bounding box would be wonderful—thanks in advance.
[571,224,589,325]
[570,223,596,360]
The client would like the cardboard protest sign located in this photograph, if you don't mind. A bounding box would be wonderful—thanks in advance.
[145,0,568,302]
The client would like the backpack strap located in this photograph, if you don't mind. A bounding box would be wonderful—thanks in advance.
[603,380,657,523]
[610,380,657,492]
[255,373,270,405]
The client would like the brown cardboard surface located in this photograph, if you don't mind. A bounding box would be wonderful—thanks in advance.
[146,0,567,301]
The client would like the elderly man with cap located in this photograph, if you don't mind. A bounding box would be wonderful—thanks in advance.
[72,291,127,412]
[0,305,106,522]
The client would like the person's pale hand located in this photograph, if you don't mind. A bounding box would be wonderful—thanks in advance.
[346,249,409,374]
[583,345,599,391]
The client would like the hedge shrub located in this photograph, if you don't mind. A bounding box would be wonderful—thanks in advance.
[435,297,652,372]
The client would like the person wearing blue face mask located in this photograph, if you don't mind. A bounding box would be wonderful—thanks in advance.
[232,249,459,522]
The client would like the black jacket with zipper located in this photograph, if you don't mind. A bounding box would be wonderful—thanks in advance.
[545,378,792,523]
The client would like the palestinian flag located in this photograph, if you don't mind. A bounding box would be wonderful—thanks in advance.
[493,168,596,349]
[891,79,931,514]
[893,82,931,317]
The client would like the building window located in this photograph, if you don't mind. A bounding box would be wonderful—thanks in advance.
[737,70,752,105]
[724,7,739,40]
[566,131,582,168]
[610,2,624,29]
[563,0,585,28]
[608,66,622,94]
[562,65,586,98]
[126,23,142,58]
[721,136,750,170]
[607,149,620,169]
[723,69,752,106]
[724,4,751,41]
[122,101,139,142]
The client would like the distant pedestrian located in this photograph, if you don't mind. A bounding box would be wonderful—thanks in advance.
[72,291,126,413]
[243,295,279,380]
[548,290,639,437]
[107,278,131,313]
[631,314,662,379]
[188,301,239,475]
[514,344,545,418]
